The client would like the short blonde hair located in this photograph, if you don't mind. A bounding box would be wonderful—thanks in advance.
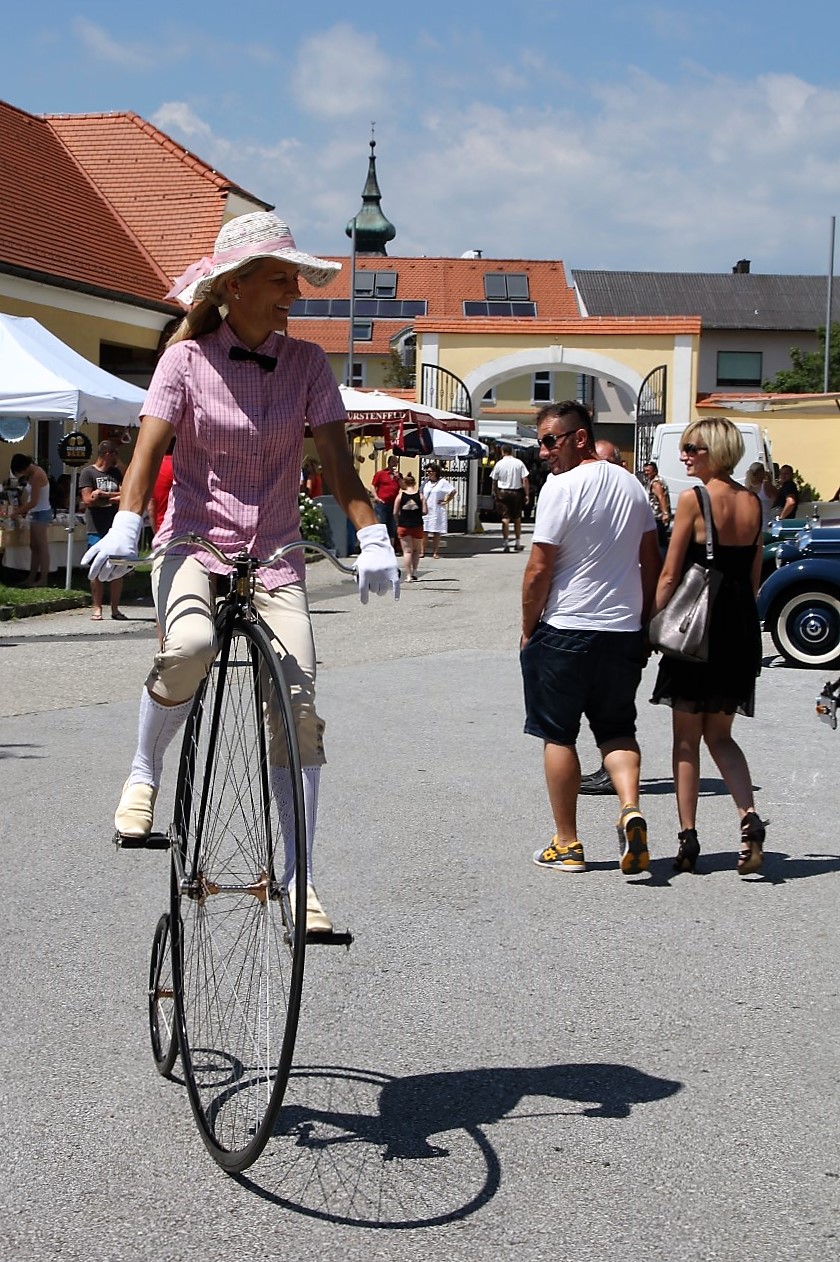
[680,417,744,475]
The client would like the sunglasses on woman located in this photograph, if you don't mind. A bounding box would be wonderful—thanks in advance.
[682,443,708,455]
[539,429,579,450]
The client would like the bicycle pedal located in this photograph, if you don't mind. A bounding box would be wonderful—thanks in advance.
[113,830,170,851]
[305,928,354,949]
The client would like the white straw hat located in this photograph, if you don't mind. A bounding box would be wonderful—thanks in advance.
[166,211,341,303]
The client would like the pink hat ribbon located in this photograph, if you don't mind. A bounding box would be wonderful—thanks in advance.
[165,234,297,300]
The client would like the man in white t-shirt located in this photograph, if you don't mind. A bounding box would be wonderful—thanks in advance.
[491,446,530,552]
[520,401,661,876]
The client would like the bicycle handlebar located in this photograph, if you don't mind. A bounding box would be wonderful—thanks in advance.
[112,533,358,577]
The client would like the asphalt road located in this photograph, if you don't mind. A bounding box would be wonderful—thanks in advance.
[1,527,838,1262]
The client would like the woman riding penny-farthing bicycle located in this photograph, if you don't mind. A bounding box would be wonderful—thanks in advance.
[83,212,399,1172]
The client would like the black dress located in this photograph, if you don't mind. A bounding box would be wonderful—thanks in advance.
[650,489,762,717]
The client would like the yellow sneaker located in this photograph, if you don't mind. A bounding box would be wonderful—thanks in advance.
[532,837,586,873]
[617,805,649,875]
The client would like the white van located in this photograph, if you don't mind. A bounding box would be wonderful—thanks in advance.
[648,423,773,516]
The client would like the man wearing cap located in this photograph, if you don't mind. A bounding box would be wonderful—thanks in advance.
[83,211,399,933]
[79,440,126,619]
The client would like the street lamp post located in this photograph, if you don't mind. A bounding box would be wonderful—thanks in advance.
[347,217,357,387]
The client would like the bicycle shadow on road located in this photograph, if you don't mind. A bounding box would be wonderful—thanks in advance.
[0,742,42,759]
[234,1060,681,1228]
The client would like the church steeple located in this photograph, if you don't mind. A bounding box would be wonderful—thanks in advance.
[346,127,396,256]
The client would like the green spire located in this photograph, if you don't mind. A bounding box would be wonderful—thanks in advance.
[346,128,396,256]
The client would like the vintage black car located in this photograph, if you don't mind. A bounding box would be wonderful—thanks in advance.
[758,525,840,668]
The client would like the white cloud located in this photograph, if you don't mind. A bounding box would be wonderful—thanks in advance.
[150,66,840,274]
[72,18,151,70]
[291,25,405,120]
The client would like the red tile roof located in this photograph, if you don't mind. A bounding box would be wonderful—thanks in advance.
[0,99,170,305]
[46,111,269,292]
[290,256,580,353]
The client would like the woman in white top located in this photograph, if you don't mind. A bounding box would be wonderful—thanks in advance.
[744,462,777,532]
[9,453,51,587]
[421,463,455,559]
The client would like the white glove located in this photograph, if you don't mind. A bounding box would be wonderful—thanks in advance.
[81,511,143,581]
[355,523,400,604]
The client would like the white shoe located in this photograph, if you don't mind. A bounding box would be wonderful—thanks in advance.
[290,881,333,933]
[114,779,158,838]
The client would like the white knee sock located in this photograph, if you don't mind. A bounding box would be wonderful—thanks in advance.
[128,689,193,788]
[270,766,320,886]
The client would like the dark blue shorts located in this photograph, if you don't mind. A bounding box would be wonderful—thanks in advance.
[520,623,644,747]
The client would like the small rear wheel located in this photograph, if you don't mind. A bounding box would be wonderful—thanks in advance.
[769,585,840,669]
[148,913,178,1077]
[170,617,307,1172]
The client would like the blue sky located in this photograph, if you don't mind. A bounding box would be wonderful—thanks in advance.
[6,2,840,273]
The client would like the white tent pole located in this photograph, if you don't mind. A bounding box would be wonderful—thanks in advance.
[65,466,79,591]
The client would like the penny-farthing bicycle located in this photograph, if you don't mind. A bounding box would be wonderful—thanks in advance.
[119,535,356,1172]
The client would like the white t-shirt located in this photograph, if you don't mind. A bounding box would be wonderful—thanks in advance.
[533,460,656,631]
[491,455,529,491]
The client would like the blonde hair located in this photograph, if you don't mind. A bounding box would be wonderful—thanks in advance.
[166,259,266,347]
[744,461,767,491]
[680,417,744,475]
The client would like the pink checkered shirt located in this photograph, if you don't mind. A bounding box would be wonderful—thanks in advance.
[145,320,347,589]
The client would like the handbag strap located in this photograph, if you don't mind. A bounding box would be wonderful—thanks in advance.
[694,486,715,562]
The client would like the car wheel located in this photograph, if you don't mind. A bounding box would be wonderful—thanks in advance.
[769,585,840,668]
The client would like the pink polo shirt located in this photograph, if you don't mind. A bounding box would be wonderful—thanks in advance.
[144,320,346,589]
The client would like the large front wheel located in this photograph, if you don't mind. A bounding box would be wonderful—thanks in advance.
[170,617,307,1172]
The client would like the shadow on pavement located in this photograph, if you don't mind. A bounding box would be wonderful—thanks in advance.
[0,742,42,759]
[234,1060,681,1227]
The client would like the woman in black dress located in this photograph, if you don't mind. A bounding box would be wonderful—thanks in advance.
[650,418,765,875]
[394,473,427,581]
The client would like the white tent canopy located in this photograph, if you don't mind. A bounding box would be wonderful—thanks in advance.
[0,314,146,427]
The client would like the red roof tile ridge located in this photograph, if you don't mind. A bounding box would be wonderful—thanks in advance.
[45,118,175,298]
[45,109,269,204]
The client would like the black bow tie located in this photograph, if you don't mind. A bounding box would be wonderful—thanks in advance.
[229,345,277,372]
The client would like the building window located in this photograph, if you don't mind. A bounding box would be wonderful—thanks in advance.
[716,351,763,388]
[532,371,553,404]
[355,271,397,299]
[463,301,537,317]
[483,272,529,300]
[482,387,496,406]
[344,360,365,387]
[99,341,158,388]
[352,321,373,341]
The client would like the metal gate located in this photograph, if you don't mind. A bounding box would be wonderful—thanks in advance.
[634,365,667,475]
[420,364,472,418]
[421,364,473,533]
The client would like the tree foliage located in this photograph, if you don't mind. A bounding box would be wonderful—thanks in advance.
[382,348,415,389]
[763,323,840,393]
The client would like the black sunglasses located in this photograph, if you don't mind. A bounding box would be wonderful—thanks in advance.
[539,429,579,450]
[682,443,708,455]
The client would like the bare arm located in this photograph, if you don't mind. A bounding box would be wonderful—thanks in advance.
[639,529,662,624]
[523,474,531,503]
[521,541,557,644]
[780,494,797,520]
[115,416,175,516]
[652,478,670,522]
[652,489,697,615]
[313,421,377,532]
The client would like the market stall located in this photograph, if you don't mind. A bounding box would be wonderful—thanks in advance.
[0,314,146,586]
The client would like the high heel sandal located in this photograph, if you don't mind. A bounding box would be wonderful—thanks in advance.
[673,828,700,873]
[738,811,766,876]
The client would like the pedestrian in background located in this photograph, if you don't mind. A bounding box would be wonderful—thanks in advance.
[393,473,427,582]
[8,453,51,587]
[421,463,455,559]
[491,444,530,552]
[79,440,125,620]
[643,460,671,551]
[372,455,402,544]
